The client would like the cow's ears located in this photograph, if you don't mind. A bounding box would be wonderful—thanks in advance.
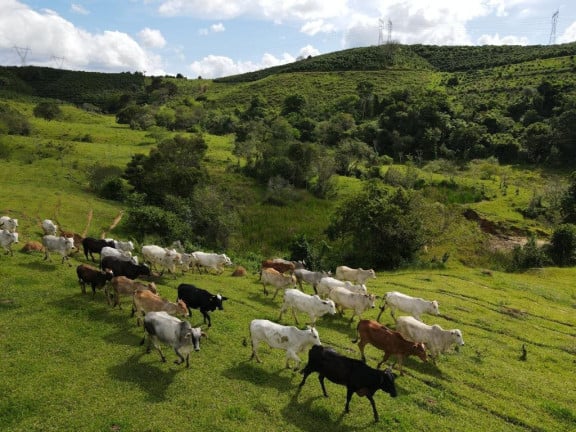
[201,331,208,338]
[221,296,229,301]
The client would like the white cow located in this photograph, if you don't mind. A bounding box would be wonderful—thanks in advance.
[260,267,297,299]
[107,239,134,253]
[278,288,336,326]
[327,286,376,323]
[294,269,331,293]
[41,219,58,235]
[192,251,232,274]
[395,316,464,360]
[380,291,439,321]
[249,319,321,369]
[141,311,205,368]
[0,230,19,256]
[316,277,367,298]
[180,253,198,273]
[0,216,18,233]
[335,266,376,285]
[42,235,75,265]
[142,245,182,276]
[100,246,138,265]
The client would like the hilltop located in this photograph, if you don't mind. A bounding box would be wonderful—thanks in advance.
[2,42,576,268]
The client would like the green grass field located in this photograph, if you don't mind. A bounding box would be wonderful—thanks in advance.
[1,250,574,432]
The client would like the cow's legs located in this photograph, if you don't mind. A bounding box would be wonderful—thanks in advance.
[376,352,391,369]
[367,394,379,422]
[250,340,261,362]
[319,375,329,397]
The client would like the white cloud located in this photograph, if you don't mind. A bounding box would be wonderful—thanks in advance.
[298,44,320,58]
[189,51,298,79]
[211,22,225,32]
[300,19,336,36]
[0,1,165,75]
[157,0,349,21]
[199,22,226,36]
[558,21,576,44]
[138,28,167,48]
[477,33,529,45]
[71,3,89,15]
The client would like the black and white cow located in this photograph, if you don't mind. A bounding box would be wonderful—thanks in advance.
[176,283,228,327]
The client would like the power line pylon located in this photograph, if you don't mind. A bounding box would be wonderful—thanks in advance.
[549,10,559,45]
[14,46,31,66]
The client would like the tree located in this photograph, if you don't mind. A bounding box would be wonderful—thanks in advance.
[548,224,576,266]
[33,102,61,121]
[124,134,208,205]
[326,181,425,269]
[560,171,576,224]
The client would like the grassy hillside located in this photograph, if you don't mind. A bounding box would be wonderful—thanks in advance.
[1,44,576,432]
[0,251,574,432]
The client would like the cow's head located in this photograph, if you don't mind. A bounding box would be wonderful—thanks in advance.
[452,329,465,346]
[381,368,398,398]
[211,294,228,310]
[306,326,321,346]
[412,342,428,363]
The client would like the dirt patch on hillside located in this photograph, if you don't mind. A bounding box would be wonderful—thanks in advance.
[463,208,548,252]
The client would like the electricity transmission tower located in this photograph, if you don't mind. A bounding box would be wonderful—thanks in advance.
[378,18,385,45]
[378,18,393,45]
[52,56,65,69]
[13,46,31,66]
[549,10,559,45]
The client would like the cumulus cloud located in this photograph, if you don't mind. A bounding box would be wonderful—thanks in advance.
[0,1,165,75]
[138,28,167,49]
[558,21,576,44]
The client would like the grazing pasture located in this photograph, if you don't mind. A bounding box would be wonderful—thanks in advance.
[0,248,574,431]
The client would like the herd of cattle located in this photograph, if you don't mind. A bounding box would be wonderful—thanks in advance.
[1,215,465,423]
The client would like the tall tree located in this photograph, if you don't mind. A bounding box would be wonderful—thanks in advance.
[124,134,208,205]
[326,180,424,269]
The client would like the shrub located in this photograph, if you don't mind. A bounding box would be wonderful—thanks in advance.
[547,224,576,267]
[508,236,550,271]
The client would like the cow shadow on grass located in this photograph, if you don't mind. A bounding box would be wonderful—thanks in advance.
[222,361,297,392]
[17,260,71,272]
[281,390,371,432]
[108,354,179,402]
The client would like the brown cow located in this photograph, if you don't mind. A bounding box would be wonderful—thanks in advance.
[132,289,189,326]
[76,264,114,299]
[261,258,295,275]
[110,276,157,309]
[21,241,44,253]
[260,267,296,299]
[353,319,427,375]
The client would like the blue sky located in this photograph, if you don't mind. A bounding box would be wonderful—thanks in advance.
[1,0,576,78]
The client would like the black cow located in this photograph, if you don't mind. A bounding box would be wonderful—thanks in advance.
[82,237,115,262]
[76,264,114,298]
[101,256,151,280]
[298,345,397,422]
[177,283,228,327]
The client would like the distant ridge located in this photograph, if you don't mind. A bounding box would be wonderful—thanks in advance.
[214,42,576,83]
